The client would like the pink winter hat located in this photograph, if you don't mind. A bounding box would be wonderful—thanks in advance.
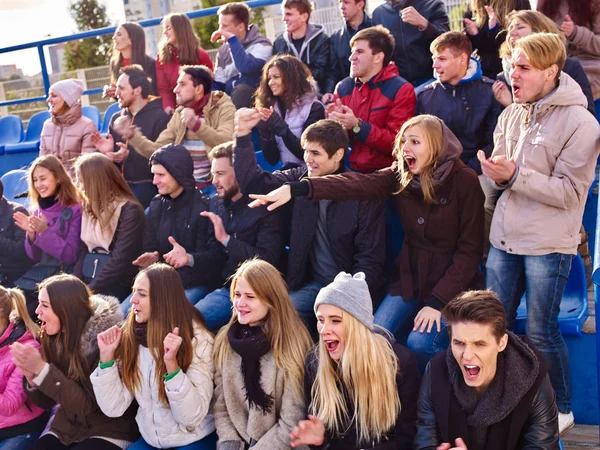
[50,79,85,107]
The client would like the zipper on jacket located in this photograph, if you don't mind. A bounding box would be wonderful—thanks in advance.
[92,258,99,278]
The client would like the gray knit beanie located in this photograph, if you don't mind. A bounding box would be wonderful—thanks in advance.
[50,79,84,107]
[314,272,374,330]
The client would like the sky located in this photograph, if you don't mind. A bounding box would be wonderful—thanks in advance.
[0,0,126,76]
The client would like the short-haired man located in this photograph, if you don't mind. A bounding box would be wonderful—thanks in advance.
[212,2,273,109]
[112,65,235,190]
[323,0,373,101]
[414,290,559,449]
[328,25,415,173]
[481,33,600,433]
[234,108,386,325]
[373,0,449,86]
[194,142,285,331]
[129,144,226,313]
[0,179,32,285]
[92,65,170,208]
[417,31,501,251]
[273,0,332,94]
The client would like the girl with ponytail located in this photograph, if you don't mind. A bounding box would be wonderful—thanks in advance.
[0,286,48,450]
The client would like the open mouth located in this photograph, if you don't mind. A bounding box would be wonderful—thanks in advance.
[324,339,339,353]
[512,84,521,96]
[464,364,481,380]
[404,155,417,170]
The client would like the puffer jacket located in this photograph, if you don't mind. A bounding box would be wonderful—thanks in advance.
[156,46,215,111]
[25,295,139,446]
[0,321,46,430]
[334,63,416,173]
[414,333,558,450]
[417,58,501,174]
[127,91,235,159]
[490,72,600,256]
[0,198,32,283]
[273,24,331,94]
[545,0,600,100]
[372,0,449,83]
[90,323,215,448]
[39,102,97,176]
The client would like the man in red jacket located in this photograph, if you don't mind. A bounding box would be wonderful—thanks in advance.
[327,25,416,173]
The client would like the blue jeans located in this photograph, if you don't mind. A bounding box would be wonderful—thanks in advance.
[194,287,233,332]
[486,246,573,413]
[121,286,212,315]
[290,281,325,317]
[129,432,217,450]
[0,433,40,450]
[375,295,449,372]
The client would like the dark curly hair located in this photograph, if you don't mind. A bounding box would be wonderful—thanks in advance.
[254,54,316,111]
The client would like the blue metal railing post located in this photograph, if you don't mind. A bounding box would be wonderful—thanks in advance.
[0,0,282,109]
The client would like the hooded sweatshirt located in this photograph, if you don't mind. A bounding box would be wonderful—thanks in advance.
[490,72,600,256]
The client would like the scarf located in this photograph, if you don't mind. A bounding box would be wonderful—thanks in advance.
[38,194,58,210]
[80,200,126,252]
[228,321,274,413]
[134,321,148,348]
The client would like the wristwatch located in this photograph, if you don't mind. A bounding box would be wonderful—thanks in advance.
[352,118,363,134]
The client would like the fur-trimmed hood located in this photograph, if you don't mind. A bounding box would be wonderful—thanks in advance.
[80,294,123,358]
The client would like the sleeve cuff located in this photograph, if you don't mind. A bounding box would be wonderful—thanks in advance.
[99,359,115,369]
[222,235,231,247]
[33,363,50,386]
[287,180,310,197]
[164,367,181,382]
[496,166,519,189]
[186,254,195,268]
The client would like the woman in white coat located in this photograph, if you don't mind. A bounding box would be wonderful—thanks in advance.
[90,263,216,450]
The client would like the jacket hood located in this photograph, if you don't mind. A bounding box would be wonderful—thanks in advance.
[244,24,272,47]
[132,96,165,118]
[368,62,400,85]
[433,57,482,86]
[519,72,588,127]
[282,23,325,63]
[150,144,196,192]
[53,102,83,126]
[80,294,123,358]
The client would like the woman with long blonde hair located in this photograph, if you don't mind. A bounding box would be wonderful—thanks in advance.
[463,0,531,79]
[213,258,312,449]
[91,263,216,449]
[74,153,144,299]
[249,115,484,371]
[290,272,421,449]
[156,13,214,114]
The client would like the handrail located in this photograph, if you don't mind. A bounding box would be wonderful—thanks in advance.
[592,189,600,434]
[0,0,282,108]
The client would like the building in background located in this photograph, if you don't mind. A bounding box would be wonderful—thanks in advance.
[48,43,66,74]
[0,64,23,80]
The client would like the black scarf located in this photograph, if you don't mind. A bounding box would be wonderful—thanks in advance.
[228,322,274,414]
[134,321,148,348]
[38,194,58,210]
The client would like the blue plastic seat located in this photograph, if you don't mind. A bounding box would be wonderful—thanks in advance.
[255,150,282,172]
[0,116,24,153]
[3,111,50,172]
[515,253,588,337]
[1,169,29,208]
[82,105,101,129]
[101,102,121,135]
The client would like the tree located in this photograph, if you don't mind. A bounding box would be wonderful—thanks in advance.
[64,0,113,71]
[192,0,266,51]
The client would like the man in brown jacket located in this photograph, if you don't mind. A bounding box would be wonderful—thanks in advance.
[479,33,600,435]
[112,65,236,190]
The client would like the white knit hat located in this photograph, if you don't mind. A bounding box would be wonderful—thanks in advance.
[50,79,84,107]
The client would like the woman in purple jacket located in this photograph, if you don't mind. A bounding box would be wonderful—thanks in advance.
[13,155,82,276]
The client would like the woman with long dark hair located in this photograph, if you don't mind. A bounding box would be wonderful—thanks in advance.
[254,55,324,168]
[156,13,214,114]
[74,153,144,300]
[103,22,157,98]
[10,274,138,449]
[91,263,216,449]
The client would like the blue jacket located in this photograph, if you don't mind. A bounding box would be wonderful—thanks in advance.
[328,14,373,91]
[417,58,501,174]
[372,0,449,83]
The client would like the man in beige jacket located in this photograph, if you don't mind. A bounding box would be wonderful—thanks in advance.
[112,65,236,190]
[479,33,600,435]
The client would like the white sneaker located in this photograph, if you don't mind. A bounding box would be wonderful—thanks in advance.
[558,411,574,435]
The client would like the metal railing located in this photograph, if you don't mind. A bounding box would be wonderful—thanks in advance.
[593,192,600,430]
[0,0,283,109]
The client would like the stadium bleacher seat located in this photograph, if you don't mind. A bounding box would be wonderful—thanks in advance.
[255,150,282,172]
[1,169,29,208]
[515,253,588,337]
[3,110,50,172]
[82,105,101,129]
[101,102,120,135]
[0,116,24,174]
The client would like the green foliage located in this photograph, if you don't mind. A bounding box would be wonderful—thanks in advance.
[191,0,267,51]
[64,0,113,71]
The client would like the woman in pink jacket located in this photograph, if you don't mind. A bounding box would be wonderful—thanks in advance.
[0,285,48,449]
[39,79,97,177]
